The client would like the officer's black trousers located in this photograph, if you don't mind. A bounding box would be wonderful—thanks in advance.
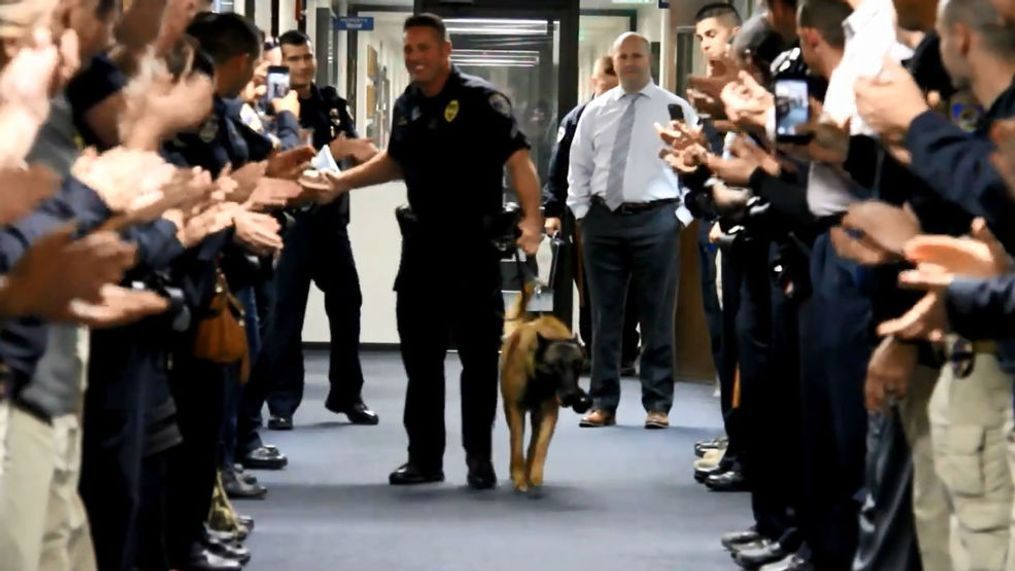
[852,410,922,571]
[166,355,230,566]
[698,222,725,387]
[718,248,745,466]
[735,240,802,547]
[136,451,171,571]
[261,212,365,418]
[798,233,871,571]
[395,262,503,470]
[80,329,161,571]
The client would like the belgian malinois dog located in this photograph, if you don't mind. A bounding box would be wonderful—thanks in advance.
[500,284,591,493]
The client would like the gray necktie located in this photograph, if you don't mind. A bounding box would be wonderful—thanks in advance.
[604,92,644,211]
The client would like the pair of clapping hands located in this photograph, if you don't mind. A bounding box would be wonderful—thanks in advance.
[0,142,318,328]
[832,201,1010,412]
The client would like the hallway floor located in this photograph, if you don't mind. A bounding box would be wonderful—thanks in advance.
[241,350,747,571]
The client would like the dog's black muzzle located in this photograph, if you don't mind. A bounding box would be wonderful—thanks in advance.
[561,391,592,414]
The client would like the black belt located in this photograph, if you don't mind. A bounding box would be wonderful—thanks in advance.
[592,196,679,215]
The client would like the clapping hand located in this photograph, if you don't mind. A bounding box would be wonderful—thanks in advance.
[0,164,61,225]
[687,55,740,102]
[266,146,316,180]
[854,57,929,140]
[876,218,1008,342]
[233,210,283,256]
[831,201,922,265]
[865,336,918,412]
[120,59,215,149]
[62,285,170,328]
[0,227,137,320]
[720,72,774,132]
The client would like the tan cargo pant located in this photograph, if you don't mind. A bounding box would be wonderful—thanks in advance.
[930,351,1014,571]
[0,404,96,571]
[899,365,953,571]
[0,327,95,571]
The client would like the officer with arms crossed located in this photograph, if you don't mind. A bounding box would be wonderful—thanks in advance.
[302,12,543,490]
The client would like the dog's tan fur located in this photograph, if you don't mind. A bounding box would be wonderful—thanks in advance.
[500,285,574,492]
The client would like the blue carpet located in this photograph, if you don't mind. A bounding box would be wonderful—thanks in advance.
[240,350,748,571]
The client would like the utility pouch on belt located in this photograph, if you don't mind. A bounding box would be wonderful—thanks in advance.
[395,205,419,240]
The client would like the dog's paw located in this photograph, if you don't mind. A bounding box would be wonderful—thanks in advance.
[511,469,528,492]
[526,485,544,500]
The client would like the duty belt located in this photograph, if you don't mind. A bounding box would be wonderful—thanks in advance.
[592,196,679,215]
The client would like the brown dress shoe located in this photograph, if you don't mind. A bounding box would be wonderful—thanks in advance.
[579,409,616,427]
[645,411,669,429]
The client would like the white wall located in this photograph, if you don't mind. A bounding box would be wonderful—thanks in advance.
[253,0,271,34]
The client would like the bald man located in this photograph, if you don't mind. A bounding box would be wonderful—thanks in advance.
[567,33,697,429]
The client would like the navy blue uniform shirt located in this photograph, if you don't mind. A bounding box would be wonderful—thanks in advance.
[542,101,588,219]
[387,66,529,230]
[904,74,1015,252]
[66,53,127,150]
[297,83,357,225]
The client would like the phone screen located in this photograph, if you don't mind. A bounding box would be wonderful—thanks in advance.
[668,103,685,122]
[775,79,810,142]
[264,66,290,107]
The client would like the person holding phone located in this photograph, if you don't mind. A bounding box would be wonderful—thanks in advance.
[567,32,697,430]
[237,29,379,465]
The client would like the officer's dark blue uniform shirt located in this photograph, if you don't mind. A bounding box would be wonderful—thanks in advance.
[162,95,274,313]
[298,83,357,224]
[904,74,1015,252]
[543,101,588,218]
[387,66,529,229]
[300,84,357,149]
[66,53,127,150]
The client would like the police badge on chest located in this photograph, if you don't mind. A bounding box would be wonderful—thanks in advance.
[329,108,343,139]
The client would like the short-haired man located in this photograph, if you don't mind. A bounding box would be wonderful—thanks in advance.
[543,56,640,377]
[695,2,743,61]
[568,32,697,430]
[237,29,380,465]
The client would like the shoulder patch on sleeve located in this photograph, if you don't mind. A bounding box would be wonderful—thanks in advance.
[489,93,514,118]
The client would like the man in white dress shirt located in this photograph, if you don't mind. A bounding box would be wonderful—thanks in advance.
[567,32,697,429]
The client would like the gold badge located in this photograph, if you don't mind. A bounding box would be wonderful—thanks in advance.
[444,100,460,123]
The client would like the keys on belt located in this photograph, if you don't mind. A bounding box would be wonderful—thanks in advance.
[591,196,679,215]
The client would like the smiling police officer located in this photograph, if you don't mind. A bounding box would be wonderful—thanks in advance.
[301,12,543,490]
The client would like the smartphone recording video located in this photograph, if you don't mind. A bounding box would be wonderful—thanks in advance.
[264,65,291,109]
[775,78,811,144]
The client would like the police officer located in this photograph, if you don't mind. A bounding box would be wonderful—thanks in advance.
[245,29,379,435]
[301,12,543,490]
